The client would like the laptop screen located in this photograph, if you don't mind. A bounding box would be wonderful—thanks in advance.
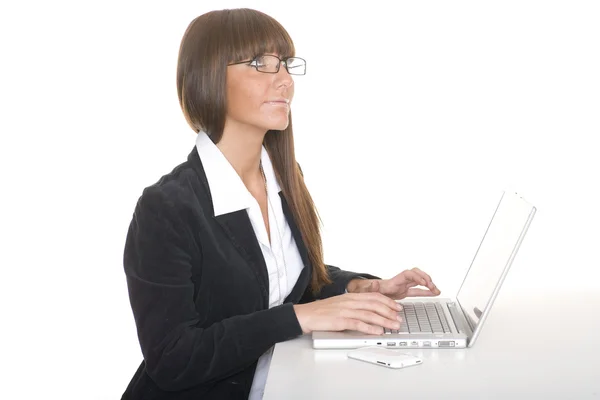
[456,191,536,330]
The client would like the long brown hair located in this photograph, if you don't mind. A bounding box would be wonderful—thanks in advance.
[176,8,331,294]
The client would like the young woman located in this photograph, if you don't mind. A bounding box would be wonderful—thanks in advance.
[121,8,440,400]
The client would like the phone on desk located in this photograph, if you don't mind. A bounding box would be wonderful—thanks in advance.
[347,346,423,369]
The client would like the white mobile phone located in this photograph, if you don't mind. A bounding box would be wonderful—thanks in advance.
[347,346,423,369]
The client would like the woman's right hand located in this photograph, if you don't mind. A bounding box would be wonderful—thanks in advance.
[292,292,403,335]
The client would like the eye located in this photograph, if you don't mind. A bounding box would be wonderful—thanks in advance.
[253,55,268,67]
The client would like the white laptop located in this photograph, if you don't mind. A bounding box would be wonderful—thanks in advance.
[313,190,536,349]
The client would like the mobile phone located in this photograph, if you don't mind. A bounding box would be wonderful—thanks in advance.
[347,346,423,369]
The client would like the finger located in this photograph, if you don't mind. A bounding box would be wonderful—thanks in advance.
[348,292,403,312]
[406,287,441,297]
[404,270,437,292]
[411,267,438,291]
[411,267,432,283]
[399,270,429,286]
[343,309,401,331]
[345,319,384,335]
[344,298,402,321]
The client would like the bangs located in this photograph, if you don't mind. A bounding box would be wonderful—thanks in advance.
[176,8,297,136]
[222,9,295,63]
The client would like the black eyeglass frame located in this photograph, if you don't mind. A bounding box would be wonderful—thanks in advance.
[227,55,307,75]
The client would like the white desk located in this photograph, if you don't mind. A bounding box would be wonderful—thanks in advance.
[264,292,600,399]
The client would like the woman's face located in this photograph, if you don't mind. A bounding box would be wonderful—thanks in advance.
[225,53,294,133]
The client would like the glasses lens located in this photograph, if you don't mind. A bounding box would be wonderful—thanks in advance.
[285,57,306,75]
[255,55,280,73]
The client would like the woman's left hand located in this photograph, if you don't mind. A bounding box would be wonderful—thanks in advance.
[347,268,441,300]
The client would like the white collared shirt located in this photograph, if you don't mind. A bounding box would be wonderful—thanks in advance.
[195,131,305,399]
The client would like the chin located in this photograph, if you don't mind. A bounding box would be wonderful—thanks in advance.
[271,123,289,131]
[262,120,290,132]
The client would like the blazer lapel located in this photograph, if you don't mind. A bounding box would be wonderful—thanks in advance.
[214,211,270,307]
[188,146,312,306]
[188,147,270,308]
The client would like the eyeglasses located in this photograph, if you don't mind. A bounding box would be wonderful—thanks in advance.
[228,55,306,75]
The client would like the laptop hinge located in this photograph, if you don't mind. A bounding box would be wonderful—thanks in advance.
[449,300,473,337]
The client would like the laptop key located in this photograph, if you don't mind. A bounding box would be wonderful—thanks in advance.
[435,303,452,333]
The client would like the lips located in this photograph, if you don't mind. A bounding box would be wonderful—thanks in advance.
[265,99,290,104]
[265,101,290,109]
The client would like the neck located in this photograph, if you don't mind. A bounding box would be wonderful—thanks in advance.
[216,120,266,185]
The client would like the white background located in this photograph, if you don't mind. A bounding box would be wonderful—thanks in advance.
[1,1,598,398]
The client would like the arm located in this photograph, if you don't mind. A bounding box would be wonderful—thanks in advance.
[299,265,380,303]
[123,187,302,391]
[320,265,380,298]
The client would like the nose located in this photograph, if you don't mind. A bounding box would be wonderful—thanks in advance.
[275,61,294,88]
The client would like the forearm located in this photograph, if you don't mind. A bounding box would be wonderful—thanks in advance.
[300,265,380,302]
[136,301,302,391]
[125,187,304,391]
[346,277,376,293]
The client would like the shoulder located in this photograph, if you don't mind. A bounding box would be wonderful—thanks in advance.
[135,148,209,219]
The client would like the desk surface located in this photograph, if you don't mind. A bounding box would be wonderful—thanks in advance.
[264,292,600,399]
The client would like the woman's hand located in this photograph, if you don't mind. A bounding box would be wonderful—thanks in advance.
[347,267,441,299]
[293,292,403,335]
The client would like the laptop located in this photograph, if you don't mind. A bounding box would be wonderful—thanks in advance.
[312,190,536,349]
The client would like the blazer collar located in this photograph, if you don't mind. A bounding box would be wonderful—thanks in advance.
[187,145,312,307]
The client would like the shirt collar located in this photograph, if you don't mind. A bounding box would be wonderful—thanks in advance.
[195,131,282,217]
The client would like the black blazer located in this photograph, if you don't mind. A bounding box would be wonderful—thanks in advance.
[122,146,378,400]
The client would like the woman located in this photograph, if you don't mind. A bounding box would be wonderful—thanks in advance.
[122,8,441,400]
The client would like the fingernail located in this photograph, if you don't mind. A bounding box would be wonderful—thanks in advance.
[397,315,403,322]
[396,303,403,310]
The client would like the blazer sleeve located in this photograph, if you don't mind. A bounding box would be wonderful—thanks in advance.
[123,186,303,391]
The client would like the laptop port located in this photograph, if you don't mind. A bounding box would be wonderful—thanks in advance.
[387,342,396,346]
[439,341,455,347]
[411,341,419,346]
[399,341,407,346]
[423,341,431,347]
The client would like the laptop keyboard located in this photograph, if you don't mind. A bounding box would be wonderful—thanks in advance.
[384,302,451,334]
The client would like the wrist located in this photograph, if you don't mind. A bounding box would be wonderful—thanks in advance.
[346,278,367,293]
[292,304,311,334]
